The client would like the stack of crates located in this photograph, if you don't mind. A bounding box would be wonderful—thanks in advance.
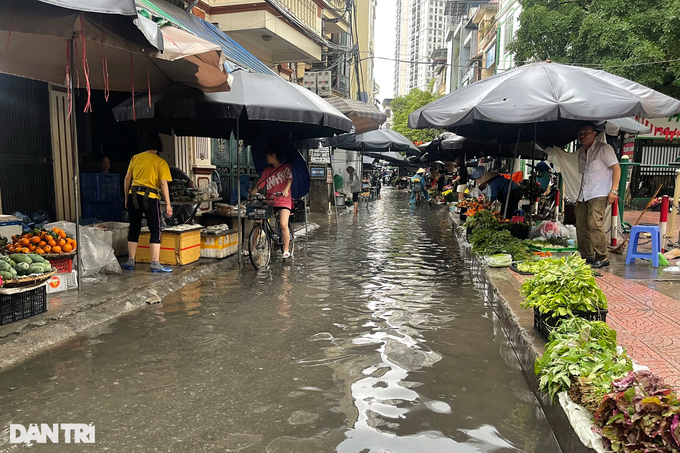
[80,173,123,222]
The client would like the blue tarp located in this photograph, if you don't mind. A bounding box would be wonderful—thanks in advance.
[136,0,276,76]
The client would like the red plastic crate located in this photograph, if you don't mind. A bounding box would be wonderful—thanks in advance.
[48,257,73,274]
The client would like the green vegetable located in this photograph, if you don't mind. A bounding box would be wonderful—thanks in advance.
[515,259,544,274]
[26,264,46,275]
[0,255,11,263]
[0,271,12,281]
[521,255,607,318]
[464,209,501,232]
[0,261,10,272]
[9,254,32,264]
[535,321,632,404]
[470,229,531,261]
[14,262,30,275]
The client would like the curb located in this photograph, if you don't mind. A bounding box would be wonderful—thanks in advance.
[450,213,594,453]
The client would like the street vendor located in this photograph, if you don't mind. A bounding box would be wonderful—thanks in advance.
[452,157,469,202]
[475,171,520,219]
[575,122,621,269]
[123,133,173,273]
[410,168,430,205]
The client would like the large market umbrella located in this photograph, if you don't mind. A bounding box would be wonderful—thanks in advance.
[418,132,547,162]
[408,62,680,146]
[112,70,353,140]
[366,151,408,166]
[325,97,387,134]
[339,129,420,154]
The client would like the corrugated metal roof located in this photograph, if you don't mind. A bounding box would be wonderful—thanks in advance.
[136,0,277,76]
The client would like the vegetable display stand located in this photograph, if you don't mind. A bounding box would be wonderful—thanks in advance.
[0,283,47,325]
[534,309,608,342]
[135,226,202,265]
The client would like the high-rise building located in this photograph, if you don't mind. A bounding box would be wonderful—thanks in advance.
[394,0,450,94]
[393,0,409,96]
[351,0,378,104]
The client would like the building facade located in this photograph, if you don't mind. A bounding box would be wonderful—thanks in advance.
[351,0,377,104]
[496,0,521,72]
[393,0,410,97]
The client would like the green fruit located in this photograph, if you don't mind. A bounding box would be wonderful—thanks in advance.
[0,271,13,281]
[9,254,32,264]
[27,254,45,263]
[14,262,30,275]
[41,264,54,273]
[27,264,46,275]
[9,267,17,277]
[0,255,11,263]
[0,261,10,272]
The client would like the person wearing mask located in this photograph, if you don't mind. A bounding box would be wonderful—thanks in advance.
[346,166,361,214]
[251,145,294,258]
[123,133,173,273]
[475,171,520,219]
[575,122,621,269]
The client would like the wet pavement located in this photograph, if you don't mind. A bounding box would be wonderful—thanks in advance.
[0,189,559,452]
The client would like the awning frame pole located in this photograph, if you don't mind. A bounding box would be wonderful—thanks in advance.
[503,127,522,219]
[330,146,339,227]
[69,37,83,292]
[236,119,241,265]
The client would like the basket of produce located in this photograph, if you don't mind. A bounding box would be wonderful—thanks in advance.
[0,254,57,289]
[4,227,78,257]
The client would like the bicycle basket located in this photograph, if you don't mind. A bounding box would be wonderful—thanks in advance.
[247,202,273,220]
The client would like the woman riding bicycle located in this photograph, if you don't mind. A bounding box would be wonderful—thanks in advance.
[250,144,294,259]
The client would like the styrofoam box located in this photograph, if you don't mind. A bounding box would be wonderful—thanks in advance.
[47,271,78,294]
[86,222,129,256]
[0,216,22,241]
[201,230,238,259]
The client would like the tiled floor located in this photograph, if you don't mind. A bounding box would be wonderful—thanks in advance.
[511,269,680,389]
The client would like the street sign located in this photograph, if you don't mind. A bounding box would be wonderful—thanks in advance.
[310,166,326,179]
[310,147,331,164]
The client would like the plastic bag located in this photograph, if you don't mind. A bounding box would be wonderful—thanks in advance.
[44,221,121,277]
[486,254,512,268]
[531,221,569,239]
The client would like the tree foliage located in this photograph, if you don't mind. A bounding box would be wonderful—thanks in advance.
[509,0,680,98]
[391,89,441,142]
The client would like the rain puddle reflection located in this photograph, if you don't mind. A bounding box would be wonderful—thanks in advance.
[0,189,559,452]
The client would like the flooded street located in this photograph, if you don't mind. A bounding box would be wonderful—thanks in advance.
[0,189,559,452]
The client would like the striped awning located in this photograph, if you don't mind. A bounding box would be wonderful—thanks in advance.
[136,0,276,76]
[326,97,387,134]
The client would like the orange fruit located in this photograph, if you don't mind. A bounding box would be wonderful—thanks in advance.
[21,247,29,253]
[28,244,36,251]
[58,239,66,247]
[51,246,62,253]
[36,248,45,254]
[48,240,57,247]
[31,236,41,244]
[43,245,51,253]
[66,238,74,244]
[20,238,30,246]
[58,231,66,239]
[62,244,73,253]
[38,241,46,247]
[70,241,77,250]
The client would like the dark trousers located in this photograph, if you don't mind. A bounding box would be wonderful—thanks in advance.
[500,189,521,219]
[127,194,162,244]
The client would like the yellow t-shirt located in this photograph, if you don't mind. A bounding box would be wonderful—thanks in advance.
[127,152,172,199]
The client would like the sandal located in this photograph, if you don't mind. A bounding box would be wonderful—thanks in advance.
[241,250,250,256]
[282,252,291,259]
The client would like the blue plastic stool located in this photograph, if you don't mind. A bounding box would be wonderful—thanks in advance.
[625,225,661,267]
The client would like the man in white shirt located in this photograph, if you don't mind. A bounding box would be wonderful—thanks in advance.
[576,123,621,268]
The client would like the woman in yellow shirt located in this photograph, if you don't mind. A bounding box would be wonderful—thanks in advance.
[123,133,173,272]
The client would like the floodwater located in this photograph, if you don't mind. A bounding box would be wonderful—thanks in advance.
[0,189,560,452]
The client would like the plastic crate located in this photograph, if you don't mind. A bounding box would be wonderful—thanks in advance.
[534,309,608,342]
[82,200,123,222]
[48,257,73,274]
[80,173,121,203]
[47,271,78,294]
[0,285,47,325]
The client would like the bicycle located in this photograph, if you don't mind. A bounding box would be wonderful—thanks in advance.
[246,193,295,270]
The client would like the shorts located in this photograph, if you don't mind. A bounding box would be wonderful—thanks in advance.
[457,184,468,193]
[352,192,359,203]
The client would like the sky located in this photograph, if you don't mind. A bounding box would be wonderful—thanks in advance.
[373,0,398,105]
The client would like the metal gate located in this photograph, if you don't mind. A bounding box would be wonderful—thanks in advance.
[212,134,257,204]
[0,74,55,217]
[630,140,679,198]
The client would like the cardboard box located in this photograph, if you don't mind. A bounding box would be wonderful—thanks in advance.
[47,271,78,294]
[201,229,238,259]
[136,228,201,265]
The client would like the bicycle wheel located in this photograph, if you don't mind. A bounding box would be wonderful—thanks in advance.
[288,225,295,259]
[249,223,271,270]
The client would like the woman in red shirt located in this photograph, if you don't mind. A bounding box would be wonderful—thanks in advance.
[252,148,294,258]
